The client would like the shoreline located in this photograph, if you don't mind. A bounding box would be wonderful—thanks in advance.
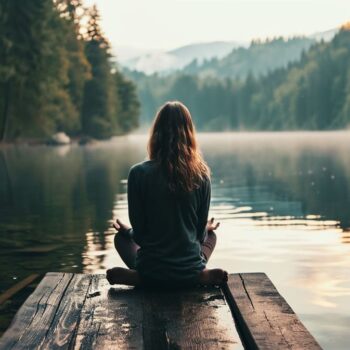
[1,129,350,148]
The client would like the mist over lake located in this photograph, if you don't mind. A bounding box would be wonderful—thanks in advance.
[0,131,349,348]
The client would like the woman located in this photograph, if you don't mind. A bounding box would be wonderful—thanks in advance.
[107,101,228,287]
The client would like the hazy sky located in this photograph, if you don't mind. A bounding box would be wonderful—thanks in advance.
[84,0,350,50]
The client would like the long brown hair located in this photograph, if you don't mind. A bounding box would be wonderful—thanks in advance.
[148,101,210,193]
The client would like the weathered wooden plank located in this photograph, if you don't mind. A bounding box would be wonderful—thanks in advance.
[0,272,74,350]
[2,272,321,350]
[141,285,239,349]
[40,273,92,349]
[1,273,241,349]
[223,273,322,350]
[0,274,39,306]
[73,275,144,350]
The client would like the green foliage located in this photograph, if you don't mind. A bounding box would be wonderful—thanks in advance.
[0,0,54,139]
[114,71,140,132]
[0,0,140,142]
[126,28,350,131]
[183,37,315,79]
[81,6,117,139]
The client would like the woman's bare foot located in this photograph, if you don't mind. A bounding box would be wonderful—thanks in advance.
[198,268,228,286]
[106,267,141,286]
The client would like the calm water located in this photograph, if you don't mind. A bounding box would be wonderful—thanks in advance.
[1,132,350,348]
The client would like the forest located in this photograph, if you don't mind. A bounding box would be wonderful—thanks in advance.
[182,36,315,79]
[0,0,140,142]
[127,26,350,131]
[1,0,350,138]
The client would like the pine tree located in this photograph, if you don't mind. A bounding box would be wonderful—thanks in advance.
[81,5,119,139]
[0,0,49,140]
[114,71,140,132]
[53,0,91,134]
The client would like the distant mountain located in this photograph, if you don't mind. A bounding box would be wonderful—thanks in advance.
[182,37,316,79]
[310,28,338,42]
[125,27,350,131]
[119,41,244,74]
[167,41,246,64]
[116,28,339,76]
[111,45,157,63]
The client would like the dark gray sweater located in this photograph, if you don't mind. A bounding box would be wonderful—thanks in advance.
[127,160,210,286]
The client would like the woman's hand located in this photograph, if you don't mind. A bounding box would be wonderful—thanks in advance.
[206,217,220,231]
[113,219,131,235]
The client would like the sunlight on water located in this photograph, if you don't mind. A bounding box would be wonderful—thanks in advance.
[1,132,350,348]
[103,132,350,349]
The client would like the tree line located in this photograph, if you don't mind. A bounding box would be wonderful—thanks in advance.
[126,27,350,131]
[0,0,140,142]
[182,37,315,79]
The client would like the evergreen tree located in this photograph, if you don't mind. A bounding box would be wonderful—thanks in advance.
[126,26,350,132]
[54,0,91,134]
[0,1,139,142]
[0,0,51,140]
[81,5,119,139]
[114,71,140,132]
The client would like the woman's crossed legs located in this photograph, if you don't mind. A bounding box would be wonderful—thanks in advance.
[106,230,228,286]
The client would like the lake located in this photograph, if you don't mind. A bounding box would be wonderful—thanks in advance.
[0,132,350,349]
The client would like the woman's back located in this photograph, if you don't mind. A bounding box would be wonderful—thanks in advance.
[128,160,210,285]
[107,101,227,288]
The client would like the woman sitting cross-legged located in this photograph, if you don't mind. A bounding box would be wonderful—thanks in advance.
[106,101,228,288]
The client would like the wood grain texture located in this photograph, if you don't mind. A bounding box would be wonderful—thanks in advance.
[73,275,144,350]
[0,272,74,349]
[41,273,92,349]
[0,273,240,349]
[0,272,321,349]
[223,273,323,350]
[141,286,238,349]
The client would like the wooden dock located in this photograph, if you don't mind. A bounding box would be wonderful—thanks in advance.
[0,272,322,349]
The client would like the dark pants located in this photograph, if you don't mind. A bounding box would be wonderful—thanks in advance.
[114,231,217,269]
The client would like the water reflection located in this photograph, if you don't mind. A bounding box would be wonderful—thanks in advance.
[1,132,350,348]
